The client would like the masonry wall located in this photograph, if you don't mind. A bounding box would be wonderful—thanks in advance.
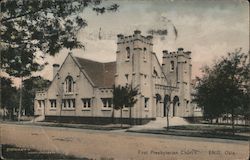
[35,30,195,124]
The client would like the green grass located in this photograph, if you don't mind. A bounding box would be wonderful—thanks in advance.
[169,124,250,133]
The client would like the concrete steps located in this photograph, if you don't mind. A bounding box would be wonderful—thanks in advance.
[32,115,45,122]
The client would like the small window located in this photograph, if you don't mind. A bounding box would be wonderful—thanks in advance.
[49,99,56,108]
[72,99,75,108]
[126,47,130,59]
[38,100,45,108]
[170,61,174,71]
[101,98,113,108]
[144,97,149,108]
[62,99,75,109]
[82,98,91,108]
[143,48,147,61]
[38,100,41,108]
[125,74,129,82]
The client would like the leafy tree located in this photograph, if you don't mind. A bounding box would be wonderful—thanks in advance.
[0,77,18,120]
[113,84,138,127]
[194,49,250,133]
[113,85,126,127]
[1,0,119,76]
[0,0,118,120]
[124,85,139,125]
[22,76,51,116]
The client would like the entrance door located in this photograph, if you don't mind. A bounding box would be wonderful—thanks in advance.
[163,95,170,117]
[173,96,179,117]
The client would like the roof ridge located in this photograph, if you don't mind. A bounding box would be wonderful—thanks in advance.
[74,56,115,64]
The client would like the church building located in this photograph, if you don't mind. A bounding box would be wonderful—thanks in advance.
[34,30,194,124]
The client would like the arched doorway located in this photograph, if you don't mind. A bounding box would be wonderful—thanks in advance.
[155,94,161,117]
[163,95,170,117]
[172,96,179,117]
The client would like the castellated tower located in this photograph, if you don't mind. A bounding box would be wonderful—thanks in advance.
[162,48,192,117]
[115,30,155,122]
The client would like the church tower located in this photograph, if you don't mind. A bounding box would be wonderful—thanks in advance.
[162,48,192,117]
[115,30,155,122]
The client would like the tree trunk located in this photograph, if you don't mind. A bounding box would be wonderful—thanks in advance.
[231,109,235,135]
[129,107,132,126]
[120,107,123,128]
[166,113,169,130]
[111,108,115,123]
[226,113,229,124]
[2,107,5,121]
[166,105,169,130]
[18,77,23,122]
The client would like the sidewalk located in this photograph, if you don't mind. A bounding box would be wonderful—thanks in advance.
[0,120,131,131]
[1,118,249,141]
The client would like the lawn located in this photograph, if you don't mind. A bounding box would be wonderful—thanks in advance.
[169,124,250,134]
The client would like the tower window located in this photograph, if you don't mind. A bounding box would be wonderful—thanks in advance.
[144,97,149,108]
[170,61,174,71]
[125,74,129,85]
[143,48,147,61]
[126,47,130,59]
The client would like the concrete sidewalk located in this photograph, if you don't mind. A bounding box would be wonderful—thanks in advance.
[129,117,189,131]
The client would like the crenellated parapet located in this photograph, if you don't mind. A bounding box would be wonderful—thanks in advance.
[117,30,153,45]
[162,48,191,60]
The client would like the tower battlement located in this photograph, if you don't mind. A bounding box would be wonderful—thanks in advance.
[162,48,191,59]
[117,30,153,45]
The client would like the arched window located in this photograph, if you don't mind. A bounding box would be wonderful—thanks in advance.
[143,48,147,61]
[170,61,174,71]
[65,76,74,93]
[126,47,130,59]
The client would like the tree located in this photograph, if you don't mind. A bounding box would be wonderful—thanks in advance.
[124,85,139,126]
[22,76,51,116]
[113,84,138,127]
[113,85,126,128]
[0,0,118,120]
[194,49,250,133]
[165,83,175,130]
[0,77,18,120]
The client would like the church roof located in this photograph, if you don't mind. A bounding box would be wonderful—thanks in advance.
[74,57,116,88]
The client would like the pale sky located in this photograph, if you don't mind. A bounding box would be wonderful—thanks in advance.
[33,0,249,82]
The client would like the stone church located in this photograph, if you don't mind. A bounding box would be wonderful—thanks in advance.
[34,30,193,124]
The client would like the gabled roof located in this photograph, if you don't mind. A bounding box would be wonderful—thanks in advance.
[74,57,116,88]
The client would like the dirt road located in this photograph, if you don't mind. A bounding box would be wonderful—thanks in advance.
[0,123,249,160]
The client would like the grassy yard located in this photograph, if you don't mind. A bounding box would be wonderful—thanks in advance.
[169,124,250,134]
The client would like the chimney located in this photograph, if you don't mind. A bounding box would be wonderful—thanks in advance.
[53,64,60,78]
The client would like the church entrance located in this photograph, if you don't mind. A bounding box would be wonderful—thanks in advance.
[163,95,170,117]
[172,96,179,117]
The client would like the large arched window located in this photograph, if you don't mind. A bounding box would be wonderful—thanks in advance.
[65,76,74,93]
[126,47,130,59]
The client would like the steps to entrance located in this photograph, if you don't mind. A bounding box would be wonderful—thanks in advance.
[32,115,45,122]
[130,117,189,131]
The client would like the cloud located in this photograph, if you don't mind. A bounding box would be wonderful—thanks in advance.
[34,0,249,81]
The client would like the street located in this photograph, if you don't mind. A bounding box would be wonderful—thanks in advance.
[0,123,249,160]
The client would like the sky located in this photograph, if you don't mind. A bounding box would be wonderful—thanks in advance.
[34,0,249,82]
